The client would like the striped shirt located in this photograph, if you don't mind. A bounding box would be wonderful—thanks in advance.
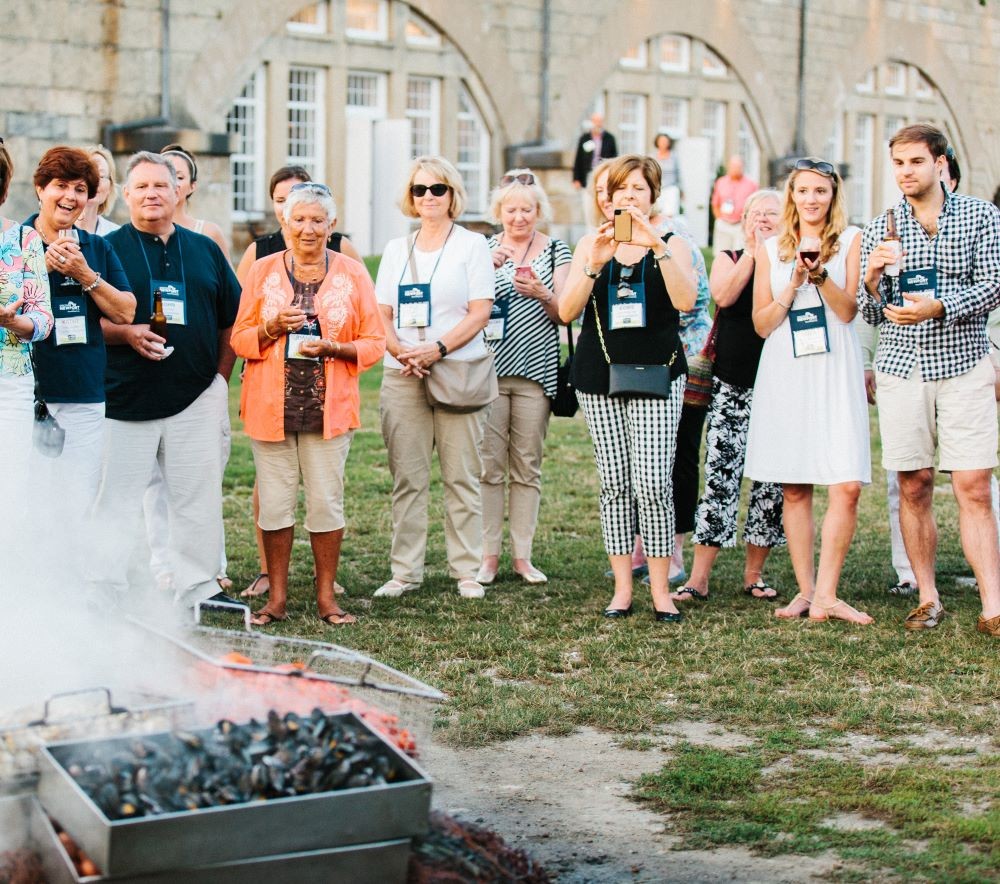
[486,235,572,396]
[858,188,1000,381]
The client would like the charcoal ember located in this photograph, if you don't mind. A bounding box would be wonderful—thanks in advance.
[0,848,47,884]
[59,709,407,819]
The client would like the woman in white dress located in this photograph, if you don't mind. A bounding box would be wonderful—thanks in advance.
[744,158,872,625]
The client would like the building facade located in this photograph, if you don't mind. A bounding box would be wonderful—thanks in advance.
[3,0,998,251]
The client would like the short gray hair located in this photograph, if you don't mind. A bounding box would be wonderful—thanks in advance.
[124,151,177,188]
[283,183,337,224]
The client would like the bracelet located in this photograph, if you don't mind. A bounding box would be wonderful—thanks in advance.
[328,339,341,358]
[652,247,672,263]
[262,320,278,340]
[82,272,101,293]
[583,265,601,280]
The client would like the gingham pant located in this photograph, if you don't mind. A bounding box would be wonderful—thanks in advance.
[577,376,685,558]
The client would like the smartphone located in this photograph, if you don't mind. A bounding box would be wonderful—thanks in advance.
[613,209,632,242]
[514,265,536,280]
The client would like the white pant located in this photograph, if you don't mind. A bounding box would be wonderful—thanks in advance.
[89,375,229,607]
[0,374,34,505]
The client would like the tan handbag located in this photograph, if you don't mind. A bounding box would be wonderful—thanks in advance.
[424,352,499,412]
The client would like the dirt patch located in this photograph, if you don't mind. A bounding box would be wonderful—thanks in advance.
[820,812,891,832]
[656,719,755,750]
[424,727,842,883]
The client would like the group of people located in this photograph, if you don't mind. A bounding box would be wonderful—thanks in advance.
[0,120,997,637]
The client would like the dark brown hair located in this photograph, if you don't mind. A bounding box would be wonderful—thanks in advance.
[33,146,99,198]
[604,154,662,205]
[888,123,948,160]
[268,165,311,198]
[160,143,198,182]
[0,139,12,206]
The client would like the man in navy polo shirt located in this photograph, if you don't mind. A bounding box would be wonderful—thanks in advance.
[89,151,240,610]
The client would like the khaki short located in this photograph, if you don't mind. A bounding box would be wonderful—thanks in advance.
[252,431,354,532]
[877,356,998,472]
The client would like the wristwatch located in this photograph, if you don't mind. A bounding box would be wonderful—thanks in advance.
[583,265,601,279]
[809,267,829,285]
[436,339,448,358]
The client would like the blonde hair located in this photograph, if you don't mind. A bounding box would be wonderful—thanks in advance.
[777,162,847,265]
[87,145,117,216]
[589,158,617,227]
[741,188,781,222]
[400,155,467,220]
[488,169,551,225]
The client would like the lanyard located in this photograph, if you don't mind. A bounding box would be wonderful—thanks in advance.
[610,254,647,287]
[132,225,187,303]
[397,224,454,287]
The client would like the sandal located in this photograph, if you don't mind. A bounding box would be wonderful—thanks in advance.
[671,586,709,602]
[744,579,778,601]
[216,574,234,592]
[319,611,356,626]
[809,600,874,625]
[775,593,812,619]
[250,608,287,627]
[241,573,270,598]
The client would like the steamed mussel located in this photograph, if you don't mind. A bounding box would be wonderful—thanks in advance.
[59,710,406,821]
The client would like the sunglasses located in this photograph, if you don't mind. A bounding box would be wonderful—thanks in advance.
[794,158,835,177]
[290,181,332,195]
[410,183,450,198]
[500,172,535,187]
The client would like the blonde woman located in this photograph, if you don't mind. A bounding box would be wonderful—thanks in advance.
[373,156,495,599]
[744,158,871,624]
[476,170,571,585]
[76,145,119,236]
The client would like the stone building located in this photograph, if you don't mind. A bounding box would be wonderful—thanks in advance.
[3,0,998,252]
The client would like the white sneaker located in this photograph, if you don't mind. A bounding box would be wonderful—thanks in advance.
[373,579,420,598]
[457,579,485,599]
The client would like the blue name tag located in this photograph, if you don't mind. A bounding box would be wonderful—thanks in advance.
[398,283,430,328]
[52,294,88,346]
[152,279,187,325]
[609,281,647,330]
[789,305,830,357]
[899,268,937,301]
[485,298,508,341]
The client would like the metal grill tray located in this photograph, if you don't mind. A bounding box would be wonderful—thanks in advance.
[36,712,431,878]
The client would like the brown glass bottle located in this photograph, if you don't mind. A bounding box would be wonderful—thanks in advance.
[884,209,901,278]
[149,288,168,340]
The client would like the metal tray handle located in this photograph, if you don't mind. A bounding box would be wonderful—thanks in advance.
[26,687,127,727]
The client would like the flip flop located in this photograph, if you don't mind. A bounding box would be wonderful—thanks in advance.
[744,579,779,601]
[672,586,709,602]
[250,609,287,627]
[319,611,356,625]
[241,573,270,598]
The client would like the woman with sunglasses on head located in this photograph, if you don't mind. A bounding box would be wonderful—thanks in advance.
[231,181,385,627]
[560,154,697,623]
[744,158,871,624]
[475,170,571,586]
[373,156,495,600]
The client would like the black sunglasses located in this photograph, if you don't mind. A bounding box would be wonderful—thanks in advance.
[410,183,450,198]
[290,181,332,195]
[500,172,535,187]
[794,158,835,177]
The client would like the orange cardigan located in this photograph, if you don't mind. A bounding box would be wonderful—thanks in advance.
[232,251,386,441]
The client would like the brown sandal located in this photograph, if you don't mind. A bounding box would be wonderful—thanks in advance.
[241,573,270,598]
[250,609,286,627]
[319,611,356,626]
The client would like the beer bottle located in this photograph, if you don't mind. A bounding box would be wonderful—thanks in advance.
[884,209,901,278]
[150,288,168,340]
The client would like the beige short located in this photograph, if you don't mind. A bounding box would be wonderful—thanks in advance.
[252,430,354,532]
[876,356,998,472]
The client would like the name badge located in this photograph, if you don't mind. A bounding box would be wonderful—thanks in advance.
[286,316,321,361]
[789,303,830,357]
[721,200,735,216]
[152,279,187,325]
[52,294,88,346]
[609,281,647,330]
[899,268,937,301]
[485,298,508,341]
[398,283,430,328]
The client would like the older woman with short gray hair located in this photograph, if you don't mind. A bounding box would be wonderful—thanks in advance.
[232,182,386,627]
[476,169,572,586]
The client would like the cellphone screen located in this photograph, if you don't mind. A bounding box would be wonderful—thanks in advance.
[613,210,632,242]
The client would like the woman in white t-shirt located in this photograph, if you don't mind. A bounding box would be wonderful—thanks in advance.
[374,156,496,599]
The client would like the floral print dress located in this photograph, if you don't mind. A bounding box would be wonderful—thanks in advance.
[0,221,53,376]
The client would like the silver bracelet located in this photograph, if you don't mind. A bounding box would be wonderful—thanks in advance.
[82,272,101,293]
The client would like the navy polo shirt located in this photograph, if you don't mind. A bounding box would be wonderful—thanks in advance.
[25,214,132,404]
[105,224,240,421]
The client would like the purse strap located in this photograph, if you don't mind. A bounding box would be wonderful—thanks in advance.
[550,240,575,360]
[591,290,676,369]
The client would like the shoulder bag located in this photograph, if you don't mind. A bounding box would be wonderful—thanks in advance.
[548,242,579,417]
[682,311,720,409]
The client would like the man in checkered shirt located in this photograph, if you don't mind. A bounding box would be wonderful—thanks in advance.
[858,123,1000,638]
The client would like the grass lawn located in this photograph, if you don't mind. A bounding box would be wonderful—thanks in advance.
[219,348,998,881]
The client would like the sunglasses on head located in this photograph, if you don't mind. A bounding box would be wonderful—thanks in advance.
[794,158,835,177]
[410,183,450,198]
[290,182,332,195]
[500,172,535,187]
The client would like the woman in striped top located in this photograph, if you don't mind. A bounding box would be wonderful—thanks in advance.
[476,170,572,586]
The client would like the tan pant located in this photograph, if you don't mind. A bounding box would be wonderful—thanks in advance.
[713,218,743,253]
[380,368,487,582]
[252,430,353,533]
[480,376,551,559]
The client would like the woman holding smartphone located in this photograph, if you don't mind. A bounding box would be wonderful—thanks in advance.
[476,169,572,586]
[560,154,697,622]
[744,158,871,624]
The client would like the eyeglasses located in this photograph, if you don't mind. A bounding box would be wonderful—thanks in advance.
[794,158,835,177]
[290,182,332,195]
[499,172,535,187]
[410,183,450,198]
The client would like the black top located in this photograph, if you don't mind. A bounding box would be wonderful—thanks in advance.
[572,130,618,187]
[25,214,132,404]
[104,224,241,420]
[572,235,687,396]
[713,249,766,389]
[256,230,343,259]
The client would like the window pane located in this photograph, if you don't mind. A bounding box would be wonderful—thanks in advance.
[659,97,688,137]
[346,0,384,35]
[737,110,760,182]
[287,66,324,179]
[702,100,726,172]
[226,68,265,217]
[659,35,690,71]
[618,93,645,155]
[851,113,875,221]
[347,73,379,107]
[406,76,439,159]
[456,85,490,215]
[702,46,727,77]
